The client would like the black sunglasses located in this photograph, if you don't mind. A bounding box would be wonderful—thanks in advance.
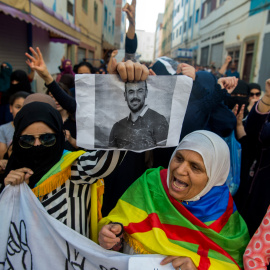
[19,133,56,149]
[250,92,261,97]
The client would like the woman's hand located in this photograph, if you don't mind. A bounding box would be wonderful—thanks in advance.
[232,104,246,140]
[116,60,149,82]
[0,159,7,173]
[107,51,149,82]
[64,130,78,149]
[4,168,33,186]
[258,78,270,113]
[25,47,53,85]
[122,0,136,27]
[177,63,196,81]
[218,76,238,93]
[98,223,123,250]
[265,78,270,96]
[160,256,198,270]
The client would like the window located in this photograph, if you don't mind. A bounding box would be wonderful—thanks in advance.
[177,4,180,12]
[184,21,187,32]
[181,0,184,7]
[67,1,73,16]
[104,6,107,27]
[186,0,188,3]
[267,10,270,24]
[220,0,226,5]
[189,16,192,28]
[206,1,211,16]
[195,9,199,23]
[112,19,114,35]
[176,29,178,37]
[82,0,87,12]
[94,1,98,23]
[179,26,182,35]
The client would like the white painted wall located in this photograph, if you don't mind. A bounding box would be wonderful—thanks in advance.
[136,30,155,62]
[32,26,66,93]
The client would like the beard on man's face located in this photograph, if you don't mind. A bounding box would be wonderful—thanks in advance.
[127,97,145,113]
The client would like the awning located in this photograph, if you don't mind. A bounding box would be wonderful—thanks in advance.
[0,3,80,45]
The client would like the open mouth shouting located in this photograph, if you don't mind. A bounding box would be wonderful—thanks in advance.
[172,177,189,191]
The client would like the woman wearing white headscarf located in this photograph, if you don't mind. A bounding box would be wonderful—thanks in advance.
[98,130,249,270]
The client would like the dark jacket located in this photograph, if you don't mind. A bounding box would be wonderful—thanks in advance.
[234,103,270,237]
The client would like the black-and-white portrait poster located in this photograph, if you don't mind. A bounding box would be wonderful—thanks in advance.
[75,74,192,152]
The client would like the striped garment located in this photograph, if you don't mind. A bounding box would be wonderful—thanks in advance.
[1,150,124,238]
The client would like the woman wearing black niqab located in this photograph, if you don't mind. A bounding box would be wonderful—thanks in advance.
[5,101,65,188]
[0,94,125,238]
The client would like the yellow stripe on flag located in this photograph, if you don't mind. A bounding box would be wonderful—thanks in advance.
[99,199,149,230]
[91,179,104,243]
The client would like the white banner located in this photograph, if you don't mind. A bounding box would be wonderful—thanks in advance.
[76,74,192,152]
[0,183,174,270]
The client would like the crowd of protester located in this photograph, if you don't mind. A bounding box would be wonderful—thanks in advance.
[0,0,269,269]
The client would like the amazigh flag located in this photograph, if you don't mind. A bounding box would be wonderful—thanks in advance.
[99,167,250,270]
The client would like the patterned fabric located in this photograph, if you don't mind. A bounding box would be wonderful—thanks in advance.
[244,205,270,269]
[99,168,250,270]
[34,150,124,238]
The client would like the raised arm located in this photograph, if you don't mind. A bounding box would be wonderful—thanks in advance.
[123,0,136,40]
[71,150,126,183]
[26,47,76,114]
[219,55,231,76]
[123,0,137,58]
[71,58,149,182]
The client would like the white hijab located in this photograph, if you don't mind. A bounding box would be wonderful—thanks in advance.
[167,130,230,201]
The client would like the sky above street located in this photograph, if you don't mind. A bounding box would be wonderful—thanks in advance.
[126,0,166,33]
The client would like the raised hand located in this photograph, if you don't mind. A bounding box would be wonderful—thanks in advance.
[177,63,196,80]
[265,78,270,96]
[258,78,270,113]
[116,60,149,82]
[107,50,118,75]
[225,55,232,64]
[218,76,238,93]
[122,0,136,26]
[25,47,53,85]
[232,104,246,140]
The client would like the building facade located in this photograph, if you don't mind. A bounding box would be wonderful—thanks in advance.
[0,0,104,91]
[161,0,174,57]
[102,0,116,54]
[198,0,270,83]
[154,13,164,59]
[136,30,155,63]
[161,0,270,83]
[114,0,126,49]
[170,0,201,64]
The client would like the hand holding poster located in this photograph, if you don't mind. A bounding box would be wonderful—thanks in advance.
[76,74,192,152]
